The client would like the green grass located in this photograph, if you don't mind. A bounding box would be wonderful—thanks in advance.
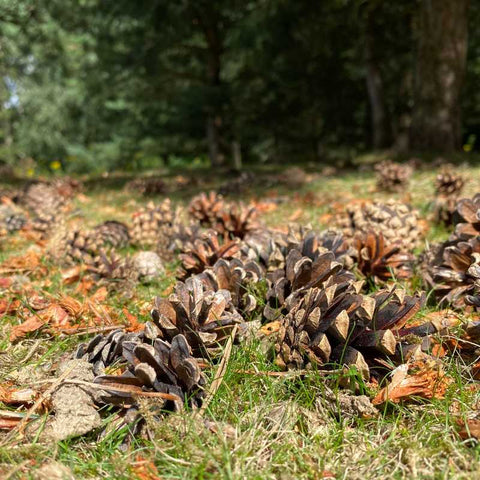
[1,161,480,478]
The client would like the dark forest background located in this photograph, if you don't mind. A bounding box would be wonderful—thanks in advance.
[0,0,477,173]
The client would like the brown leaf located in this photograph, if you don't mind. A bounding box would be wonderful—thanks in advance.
[288,209,303,222]
[0,298,21,316]
[75,276,95,295]
[0,410,31,430]
[132,455,162,480]
[61,265,87,285]
[123,308,144,332]
[458,419,480,441]
[90,286,108,303]
[372,358,452,405]
[0,384,38,405]
[10,314,48,341]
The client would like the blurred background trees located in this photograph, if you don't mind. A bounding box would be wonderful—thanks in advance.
[0,0,477,173]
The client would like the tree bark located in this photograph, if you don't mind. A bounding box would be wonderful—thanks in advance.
[365,8,389,149]
[411,0,469,152]
[197,7,224,167]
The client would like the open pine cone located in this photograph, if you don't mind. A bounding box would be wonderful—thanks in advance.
[352,232,414,283]
[432,168,465,226]
[264,244,355,321]
[196,258,264,314]
[375,160,412,192]
[151,277,245,356]
[337,199,422,252]
[189,191,259,239]
[453,194,480,239]
[178,230,240,280]
[275,285,425,378]
[75,327,205,410]
[423,236,480,308]
[94,220,130,248]
[130,200,175,248]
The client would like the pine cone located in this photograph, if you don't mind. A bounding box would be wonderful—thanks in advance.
[432,168,465,226]
[423,236,480,308]
[188,191,225,226]
[263,240,355,321]
[130,200,175,248]
[178,230,240,280]
[151,277,245,356]
[48,226,104,265]
[0,204,27,233]
[453,194,480,239]
[94,220,130,248]
[337,199,421,252]
[75,327,205,410]
[195,258,264,314]
[352,232,414,283]
[189,191,259,239]
[275,285,425,376]
[375,160,412,192]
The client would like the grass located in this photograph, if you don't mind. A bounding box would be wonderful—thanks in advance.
[1,159,480,478]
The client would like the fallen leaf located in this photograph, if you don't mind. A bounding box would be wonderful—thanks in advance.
[259,321,281,336]
[288,208,303,222]
[0,277,12,289]
[10,314,47,342]
[0,384,38,405]
[10,304,71,341]
[123,308,144,332]
[372,358,452,405]
[90,286,108,303]
[61,265,87,285]
[75,276,94,295]
[132,455,161,480]
[458,419,480,441]
[0,298,21,316]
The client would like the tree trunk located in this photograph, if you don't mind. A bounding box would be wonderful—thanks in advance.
[201,11,224,167]
[365,8,389,149]
[411,0,469,152]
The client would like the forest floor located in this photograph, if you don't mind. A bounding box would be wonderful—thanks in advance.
[1,160,480,479]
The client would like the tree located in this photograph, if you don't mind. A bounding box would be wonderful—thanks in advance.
[411,0,470,152]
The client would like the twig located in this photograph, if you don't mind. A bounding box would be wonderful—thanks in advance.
[58,324,124,336]
[198,325,237,417]
[61,379,182,402]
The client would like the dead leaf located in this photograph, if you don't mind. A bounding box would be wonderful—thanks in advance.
[259,321,281,336]
[0,277,12,289]
[0,384,38,405]
[74,276,94,295]
[10,314,48,342]
[132,456,161,480]
[61,265,87,285]
[90,286,108,303]
[10,304,71,341]
[0,298,21,316]
[458,419,480,441]
[0,250,43,275]
[288,208,303,222]
[123,308,144,332]
[372,358,452,405]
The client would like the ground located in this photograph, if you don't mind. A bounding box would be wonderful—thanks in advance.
[1,158,480,479]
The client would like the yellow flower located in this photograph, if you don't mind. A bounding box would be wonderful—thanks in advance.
[50,160,62,170]
[27,168,35,177]
[463,144,472,152]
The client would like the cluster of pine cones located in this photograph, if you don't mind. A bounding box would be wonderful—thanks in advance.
[5,170,480,427]
[71,182,480,424]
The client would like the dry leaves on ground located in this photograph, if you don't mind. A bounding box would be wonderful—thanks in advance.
[372,358,452,405]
